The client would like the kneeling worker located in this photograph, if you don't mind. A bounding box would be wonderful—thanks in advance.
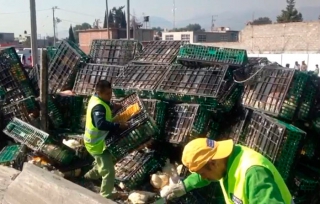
[83,80,128,199]
[162,138,294,204]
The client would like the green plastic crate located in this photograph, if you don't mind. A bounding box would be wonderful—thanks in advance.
[48,96,64,129]
[156,64,234,107]
[177,44,248,66]
[278,72,309,121]
[192,105,214,136]
[0,144,26,170]
[242,68,308,121]
[293,171,319,192]
[3,117,49,151]
[89,39,140,65]
[297,77,317,120]
[40,143,76,166]
[2,96,38,124]
[142,99,168,135]
[108,118,159,161]
[244,112,306,182]
[115,150,163,190]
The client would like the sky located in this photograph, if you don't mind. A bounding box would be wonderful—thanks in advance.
[0,0,318,39]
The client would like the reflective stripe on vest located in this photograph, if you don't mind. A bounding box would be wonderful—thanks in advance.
[219,145,292,204]
[83,128,109,143]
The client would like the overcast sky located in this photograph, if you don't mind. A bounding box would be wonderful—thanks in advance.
[0,0,318,38]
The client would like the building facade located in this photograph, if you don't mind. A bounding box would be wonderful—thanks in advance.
[0,32,14,43]
[79,28,155,54]
[162,28,239,43]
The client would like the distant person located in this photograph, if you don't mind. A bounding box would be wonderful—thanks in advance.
[285,64,290,68]
[315,64,319,76]
[301,61,308,71]
[294,61,300,70]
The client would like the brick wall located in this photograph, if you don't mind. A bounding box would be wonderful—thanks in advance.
[79,29,118,54]
[204,21,320,53]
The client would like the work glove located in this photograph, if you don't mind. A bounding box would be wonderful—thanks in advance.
[160,181,186,200]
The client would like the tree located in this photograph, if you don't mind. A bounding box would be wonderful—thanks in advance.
[68,25,76,43]
[252,17,272,25]
[152,27,163,37]
[121,12,127,28]
[277,0,303,23]
[103,11,108,28]
[108,10,114,27]
[171,24,205,32]
[73,22,92,43]
[110,6,127,28]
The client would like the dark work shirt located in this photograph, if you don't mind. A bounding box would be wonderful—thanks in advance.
[91,95,120,131]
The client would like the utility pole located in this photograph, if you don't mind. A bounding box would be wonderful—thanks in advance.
[126,0,130,40]
[52,6,58,46]
[29,0,38,66]
[211,15,218,31]
[173,0,176,29]
[106,0,110,38]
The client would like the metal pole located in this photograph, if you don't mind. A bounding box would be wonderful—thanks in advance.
[39,49,48,131]
[106,0,110,39]
[30,0,38,66]
[126,0,130,40]
[53,7,56,46]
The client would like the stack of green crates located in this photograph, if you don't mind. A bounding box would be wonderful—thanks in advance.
[177,44,248,66]
[278,71,309,121]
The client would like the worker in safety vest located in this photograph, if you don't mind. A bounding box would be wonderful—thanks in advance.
[161,138,294,204]
[83,80,128,199]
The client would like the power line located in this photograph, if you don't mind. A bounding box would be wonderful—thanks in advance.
[0,8,50,15]
[59,8,97,17]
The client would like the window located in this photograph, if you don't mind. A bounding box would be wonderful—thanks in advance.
[0,34,3,40]
[231,33,238,41]
[165,35,174,40]
[181,34,190,42]
[220,34,228,41]
[197,34,206,42]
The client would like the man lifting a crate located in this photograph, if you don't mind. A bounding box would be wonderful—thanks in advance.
[161,138,294,204]
[83,80,128,199]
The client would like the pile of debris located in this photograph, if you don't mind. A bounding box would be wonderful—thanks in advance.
[0,39,320,204]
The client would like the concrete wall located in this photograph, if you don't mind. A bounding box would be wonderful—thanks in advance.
[201,21,320,53]
[248,53,320,71]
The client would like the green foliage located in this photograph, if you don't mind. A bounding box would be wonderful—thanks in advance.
[68,25,76,43]
[252,17,272,25]
[171,23,205,32]
[277,0,303,23]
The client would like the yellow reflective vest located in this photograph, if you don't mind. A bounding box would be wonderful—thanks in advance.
[219,145,292,204]
[84,95,112,155]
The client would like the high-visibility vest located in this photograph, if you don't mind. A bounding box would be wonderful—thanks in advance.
[219,145,292,204]
[84,95,112,155]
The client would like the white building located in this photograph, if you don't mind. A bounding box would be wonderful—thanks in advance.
[162,27,239,43]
